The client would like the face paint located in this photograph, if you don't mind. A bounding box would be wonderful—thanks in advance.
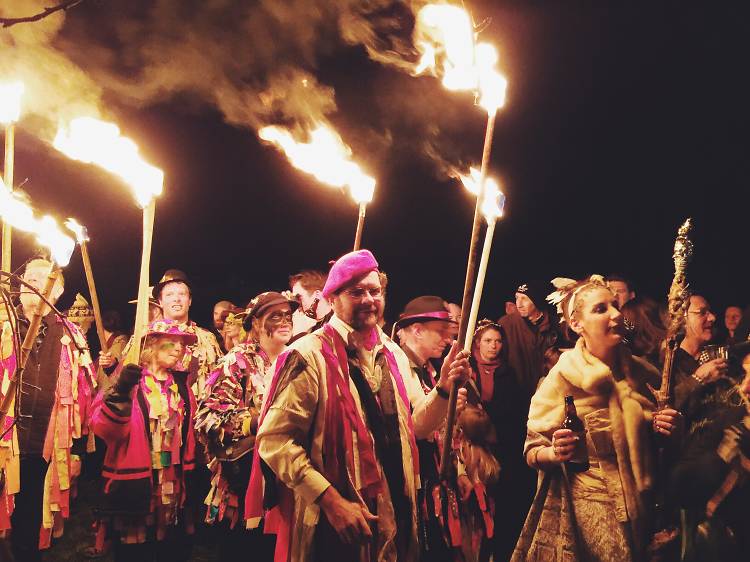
[263,309,293,337]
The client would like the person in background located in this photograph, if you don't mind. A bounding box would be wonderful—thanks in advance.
[65,292,95,338]
[212,300,235,352]
[287,270,332,337]
[716,305,744,346]
[467,319,535,561]
[605,273,636,309]
[498,280,558,398]
[621,298,666,369]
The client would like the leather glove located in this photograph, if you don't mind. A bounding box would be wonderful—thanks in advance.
[113,364,142,394]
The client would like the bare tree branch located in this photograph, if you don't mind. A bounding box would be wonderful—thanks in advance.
[1,0,86,28]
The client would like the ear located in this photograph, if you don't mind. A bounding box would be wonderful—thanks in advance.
[312,290,323,300]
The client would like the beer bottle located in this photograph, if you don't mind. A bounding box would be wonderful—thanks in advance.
[562,395,589,473]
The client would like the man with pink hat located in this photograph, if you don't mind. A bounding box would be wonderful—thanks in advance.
[249,250,470,562]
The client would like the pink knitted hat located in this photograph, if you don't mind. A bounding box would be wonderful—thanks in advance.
[322,249,379,298]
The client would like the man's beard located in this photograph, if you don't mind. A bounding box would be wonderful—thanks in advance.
[350,305,379,331]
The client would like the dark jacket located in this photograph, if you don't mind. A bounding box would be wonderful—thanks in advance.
[498,312,558,398]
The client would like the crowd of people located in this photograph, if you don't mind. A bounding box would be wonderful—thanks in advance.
[0,251,748,562]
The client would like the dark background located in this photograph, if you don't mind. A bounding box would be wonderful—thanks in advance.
[3,1,749,333]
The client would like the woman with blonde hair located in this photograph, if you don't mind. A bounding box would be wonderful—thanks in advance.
[512,276,680,562]
[92,319,199,561]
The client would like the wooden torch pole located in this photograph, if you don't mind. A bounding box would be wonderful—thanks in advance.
[79,239,108,353]
[124,199,156,365]
[353,203,367,251]
[439,110,496,479]
[1,123,15,277]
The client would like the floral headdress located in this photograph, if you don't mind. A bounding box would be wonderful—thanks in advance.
[546,274,608,323]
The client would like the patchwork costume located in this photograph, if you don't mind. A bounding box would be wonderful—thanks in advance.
[0,312,96,558]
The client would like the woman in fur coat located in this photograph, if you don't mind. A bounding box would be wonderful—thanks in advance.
[511,276,680,562]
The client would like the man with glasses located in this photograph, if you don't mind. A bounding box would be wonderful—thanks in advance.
[673,294,729,437]
[251,250,469,562]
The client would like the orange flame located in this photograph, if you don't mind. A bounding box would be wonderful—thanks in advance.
[64,217,89,243]
[458,167,505,222]
[0,82,24,124]
[0,177,75,266]
[54,117,164,208]
[259,124,376,204]
[415,4,507,113]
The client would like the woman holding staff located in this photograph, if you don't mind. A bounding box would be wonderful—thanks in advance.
[512,276,680,562]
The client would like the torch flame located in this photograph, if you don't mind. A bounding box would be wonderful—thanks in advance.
[0,177,75,266]
[259,124,376,204]
[0,82,24,124]
[53,117,164,208]
[458,167,505,222]
[64,217,89,243]
[415,5,507,113]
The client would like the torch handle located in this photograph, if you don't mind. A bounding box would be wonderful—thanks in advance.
[353,203,367,251]
[0,267,59,424]
[1,123,16,278]
[125,200,156,365]
[439,111,497,480]
[80,241,108,353]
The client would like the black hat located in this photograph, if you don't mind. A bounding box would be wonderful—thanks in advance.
[242,291,300,331]
[154,269,191,300]
[394,296,454,332]
[515,280,550,309]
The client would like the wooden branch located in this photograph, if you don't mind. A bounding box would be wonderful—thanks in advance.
[0,0,85,28]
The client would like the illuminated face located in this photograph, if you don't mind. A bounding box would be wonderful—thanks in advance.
[724,306,742,332]
[478,328,502,362]
[331,271,384,332]
[570,287,624,350]
[213,303,231,330]
[608,280,634,309]
[291,282,317,311]
[685,295,715,345]
[515,293,539,319]
[416,320,453,360]
[255,303,294,347]
[20,262,62,314]
[159,282,191,322]
[154,334,186,370]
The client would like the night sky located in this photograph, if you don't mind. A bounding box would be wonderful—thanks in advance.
[2,1,749,333]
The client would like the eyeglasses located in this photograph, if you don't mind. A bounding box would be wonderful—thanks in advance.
[688,308,713,318]
[342,286,383,300]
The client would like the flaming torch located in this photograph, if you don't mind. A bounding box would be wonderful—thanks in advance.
[439,168,505,479]
[54,117,163,364]
[65,218,107,353]
[0,177,75,425]
[258,124,376,250]
[458,170,505,344]
[416,4,510,479]
[0,81,24,277]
